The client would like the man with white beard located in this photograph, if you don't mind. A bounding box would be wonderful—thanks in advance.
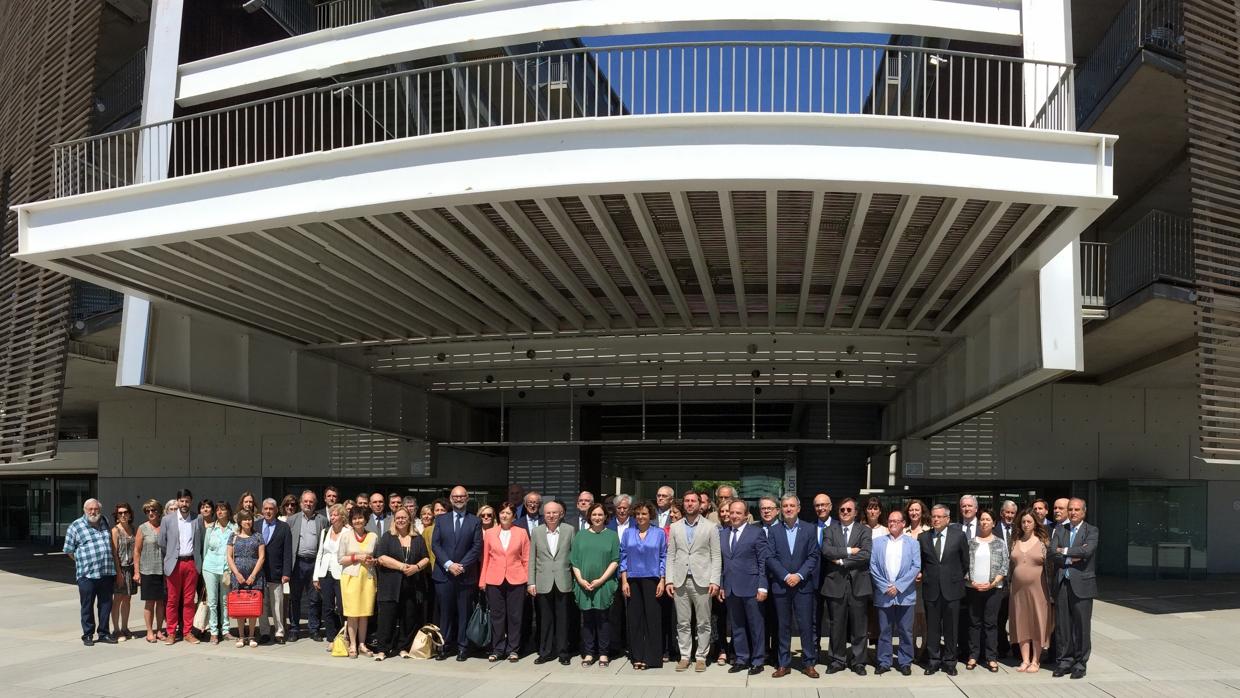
[64,499,118,646]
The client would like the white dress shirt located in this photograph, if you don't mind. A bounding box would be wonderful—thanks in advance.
[177,511,194,556]
[884,534,904,580]
[545,527,560,557]
[961,518,977,539]
[499,528,512,551]
[971,540,991,583]
[615,517,631,540]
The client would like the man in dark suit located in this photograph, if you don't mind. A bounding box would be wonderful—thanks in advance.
[1051,498,1098,680]
[257,497,293,644]
[431,485,483,661]
[719,499,769,676]
[819,497,872,676]
[755,496,779,666]
[810,493,834,663]
[918,503,968,675]
[765,495,820,678]
[562,491,594,531]
[996,500,1018,657]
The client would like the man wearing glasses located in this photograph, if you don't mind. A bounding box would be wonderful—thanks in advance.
[431,486,483,660]
[564,491,594,531]
[819,497,872,675]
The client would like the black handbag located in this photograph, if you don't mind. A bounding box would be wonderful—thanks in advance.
[465,595,490,648]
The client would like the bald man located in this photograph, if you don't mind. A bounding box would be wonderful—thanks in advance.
[431,486,483,660]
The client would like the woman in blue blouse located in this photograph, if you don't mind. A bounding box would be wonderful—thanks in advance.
[619,501,667,670]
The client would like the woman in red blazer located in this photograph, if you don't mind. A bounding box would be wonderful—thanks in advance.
[478,501,530,662]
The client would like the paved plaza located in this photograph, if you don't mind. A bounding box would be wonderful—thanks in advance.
[4,547,1239,697]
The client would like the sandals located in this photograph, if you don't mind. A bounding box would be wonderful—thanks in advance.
[375,654,385,662]
[966,659,978,670]
[1029,663,1040,673]
[145,634,157,644]
[248,639,258,648]
[359,646,374,657]
[987,662,999,673]
[1017,662,1030,672]
[582,656,596,667]
[633,662,647,671]
[399,651,411,659]
[599,657,610,668]
[508,654,519,663]
[716,653,727,666]
[235,639,245,648]
[488,654,500,663]
[348,649,358,659]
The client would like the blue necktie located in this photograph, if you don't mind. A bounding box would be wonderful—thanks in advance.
[454,513,461,533]
[1065,525,1077,577]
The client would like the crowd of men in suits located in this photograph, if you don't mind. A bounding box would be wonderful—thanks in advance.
[63,482,1097,680]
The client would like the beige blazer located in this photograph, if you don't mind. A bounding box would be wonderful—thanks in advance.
[666,516,721,587]
[336,530,377,579]
[527,524,575,593]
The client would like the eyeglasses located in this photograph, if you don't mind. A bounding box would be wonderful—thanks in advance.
[838,507,855,512]
[480,513,494,518]
[116,511,131,516]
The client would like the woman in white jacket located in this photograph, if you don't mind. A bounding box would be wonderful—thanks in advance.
[313,503,347,648]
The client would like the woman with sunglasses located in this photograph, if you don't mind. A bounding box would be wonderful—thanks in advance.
[132,499,166,642]
[477,505,497,531]
[110,503,136,641]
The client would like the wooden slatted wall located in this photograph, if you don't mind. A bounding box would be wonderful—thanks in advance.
[1184,0,1240,461]
[0,0,104,463]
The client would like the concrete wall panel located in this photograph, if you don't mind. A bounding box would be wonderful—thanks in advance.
[156,396,226,437]
[99,398,157,440]
[190,434,261,477]
[122,436,189,477]
[225,407,300,436]
[1101,388,1144,432]
[100,476,263,515]
[1098,432,1190,479]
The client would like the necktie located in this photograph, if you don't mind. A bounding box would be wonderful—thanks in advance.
[966,522,973,539]
[934,532,943,561]
[1066,524,1077,577]
[454,513,461,533]
[730,528,739,550]
[842,526,850,543]
[817,523,824,545]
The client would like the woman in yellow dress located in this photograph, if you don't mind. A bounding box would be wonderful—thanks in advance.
[337,506,378,658]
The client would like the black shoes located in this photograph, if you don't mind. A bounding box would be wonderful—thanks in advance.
[1053,667,1068,677]
[924,667,938,676]
[728,664,747,674]
[534,655,554,665]
[82,636,95,646]
[311,631,323,642]
[275,636,286,645]
[97,635,118,644]
[1071,668,1087,680]
[899,665,911,676]
[559,657,571,666]
[456,653,468,662]
[435,651,450,661]
[825,664,845,675]
[747,666,763,675]
[875,666,891,675]
[851,665,867,676]
[944,666,958,676]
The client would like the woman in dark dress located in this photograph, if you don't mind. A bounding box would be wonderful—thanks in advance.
[227,510,266,648]
[373,507,430,659]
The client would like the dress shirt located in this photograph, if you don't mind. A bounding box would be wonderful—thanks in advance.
[261,517,276,545]
[620,526,666,578]
[837,523,853,562]
[656,508,670,528]
[545,527,560,557]
[499,528,512,551]
[177,511,195,555]
[932,528,946,561]
[781,521,801,581]
[884,534,904,580]
[441,510,468,570]
[297,512,321,557]
[816,518,833,545]
[1065,524,1077,576]
[63,516,115,580]
[615,517,631,540]
[960,518,977,540]
[683,517,699,547]
[524,515,540,534]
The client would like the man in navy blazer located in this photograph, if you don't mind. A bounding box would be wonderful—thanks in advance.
[719,500,769,675]
[256,498,293,644]
[431,485,483,660]
[765,495,820,678]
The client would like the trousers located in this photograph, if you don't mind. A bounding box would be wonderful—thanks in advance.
[673,578,713,661]
[260,580,286,637]
[78,576,113,639]
[164,559,198,637]
[877,604,915,669]
[318,572,343,641]
[202,570,230,636]
[289,557,321,633]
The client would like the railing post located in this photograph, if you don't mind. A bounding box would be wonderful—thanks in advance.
[1021,0,1075,129]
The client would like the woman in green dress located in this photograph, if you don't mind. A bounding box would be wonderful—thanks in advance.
[570,502,620,668]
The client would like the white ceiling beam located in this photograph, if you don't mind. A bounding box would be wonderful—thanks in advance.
[329,218,514,334]
[934,204,1055,331]
[766,190,778,328]
[536,197,640,329]
[825,192,873,328]
[144,243,365,342]
[852,195,919,329]
[581,195,665,329]
[272,226,448,337]
[404,209,564,332]
[203,236,415,340]
[795,192,825,328]
[294,222,478,336]
[626,192,694,328]
[718,191,749,329]
[671,192,720,328]
[475,202,601,329]
[177,239,389,340]
[366,213,536,334]
[878,198,966,330]
[904,201,1010,331]
[74,252,327,344]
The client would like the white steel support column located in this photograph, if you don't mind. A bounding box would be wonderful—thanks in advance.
[1021,0,1074,128]
[883,239,1083,440]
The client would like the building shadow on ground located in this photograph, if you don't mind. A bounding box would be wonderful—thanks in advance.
[0,545,78,585]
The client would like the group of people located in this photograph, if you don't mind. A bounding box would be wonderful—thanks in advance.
[63,483,1097,680]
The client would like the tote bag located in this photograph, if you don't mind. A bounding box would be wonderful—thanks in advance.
[409,624,444,659]
[227,588,263,619]
[465,597,490,648]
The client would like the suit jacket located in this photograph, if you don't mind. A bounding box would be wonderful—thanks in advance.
[719,523,770,598]
[1050,520,1098,598]
[562,510,591,532]
[819,521,872,599]
[515,510,542,535]
[870,533,921,607]
[527,523,575,593]
[365,512,391,537]
[765,519,820,595]
[287,511,329,558]
[431,511,483,585]
[257,517,294,581]
[480,526,531,587]
[666,517,721,587]
[156,512,206,576]
[917,527,968,603]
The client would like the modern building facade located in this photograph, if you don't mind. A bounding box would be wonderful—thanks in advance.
[1,0,1236,578]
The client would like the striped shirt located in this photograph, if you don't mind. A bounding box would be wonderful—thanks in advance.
[63,515,115,580]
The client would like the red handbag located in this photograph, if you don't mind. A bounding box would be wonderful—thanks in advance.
[227,588,263,619]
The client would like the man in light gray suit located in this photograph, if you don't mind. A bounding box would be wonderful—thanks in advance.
[527,500,576,665]
[1051,497,1098,680]
[665,490,721,672]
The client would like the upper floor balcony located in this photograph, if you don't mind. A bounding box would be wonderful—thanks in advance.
[1075,0,1184,129]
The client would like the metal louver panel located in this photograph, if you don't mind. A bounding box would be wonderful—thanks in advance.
[1184,0,1240,461]
[0,0,103,464]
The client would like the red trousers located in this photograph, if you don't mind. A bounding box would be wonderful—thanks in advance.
[165,558,199,636]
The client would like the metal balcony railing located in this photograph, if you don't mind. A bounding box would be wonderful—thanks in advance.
[1080,241,1108,308]
[1105,210,1193,304]
[316,0,381,30]
[49,42,1075,198]
[93,47,146,133]
[1075,0,1184,125]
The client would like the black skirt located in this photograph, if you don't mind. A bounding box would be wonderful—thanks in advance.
[140,573,166,601]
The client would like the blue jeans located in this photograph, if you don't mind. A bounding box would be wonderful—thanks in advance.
[78,576,113,639]
[877,604,915,669]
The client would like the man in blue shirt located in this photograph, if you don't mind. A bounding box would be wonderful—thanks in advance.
[64,499,116,646]
[766,495,820,678]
